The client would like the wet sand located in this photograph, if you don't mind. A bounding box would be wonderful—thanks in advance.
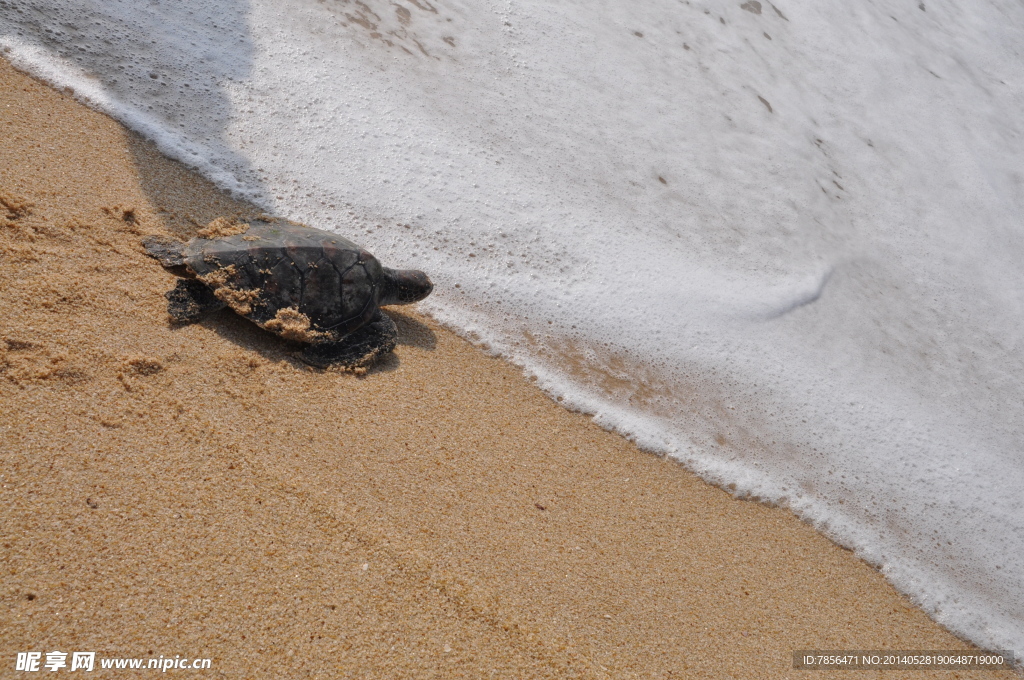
[0,58,1015,678]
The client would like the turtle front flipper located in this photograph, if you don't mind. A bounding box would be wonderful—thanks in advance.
[300,311,398,369]
[166,279,227,323]
[143,236,187,267]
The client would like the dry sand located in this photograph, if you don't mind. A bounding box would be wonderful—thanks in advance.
[0,57,1015,679]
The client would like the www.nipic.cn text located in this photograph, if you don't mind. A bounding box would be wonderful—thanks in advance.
[15,652,212,672]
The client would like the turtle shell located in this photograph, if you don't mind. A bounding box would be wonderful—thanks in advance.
[182,218,385,343]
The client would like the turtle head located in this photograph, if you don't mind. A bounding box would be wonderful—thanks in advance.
[380,268,433,306]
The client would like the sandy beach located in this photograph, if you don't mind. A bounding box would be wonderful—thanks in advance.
[0,57,1015,678]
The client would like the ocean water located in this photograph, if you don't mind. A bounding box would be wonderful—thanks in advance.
[2,0,1022,655]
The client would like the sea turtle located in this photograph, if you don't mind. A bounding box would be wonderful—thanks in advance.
[143,216,432,368]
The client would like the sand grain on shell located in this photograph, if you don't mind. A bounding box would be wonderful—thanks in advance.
[0,58,1014,679]
[260,307,329,344]
[197,215,250,239]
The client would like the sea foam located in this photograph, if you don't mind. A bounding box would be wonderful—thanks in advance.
[2,0,1022,655]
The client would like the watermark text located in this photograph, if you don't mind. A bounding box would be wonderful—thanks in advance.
[15,652,211,672]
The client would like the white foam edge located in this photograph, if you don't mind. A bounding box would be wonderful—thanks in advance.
[0,37,258,204]
[423,297,1024,663]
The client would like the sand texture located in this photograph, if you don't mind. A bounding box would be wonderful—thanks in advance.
[0,58,1015,679]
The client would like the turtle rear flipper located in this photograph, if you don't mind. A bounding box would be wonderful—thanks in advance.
[166,279,226,323]
[143,236,187,267]
[300,311,398,369]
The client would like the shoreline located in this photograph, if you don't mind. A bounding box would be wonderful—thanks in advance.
[1,57,1016,678]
